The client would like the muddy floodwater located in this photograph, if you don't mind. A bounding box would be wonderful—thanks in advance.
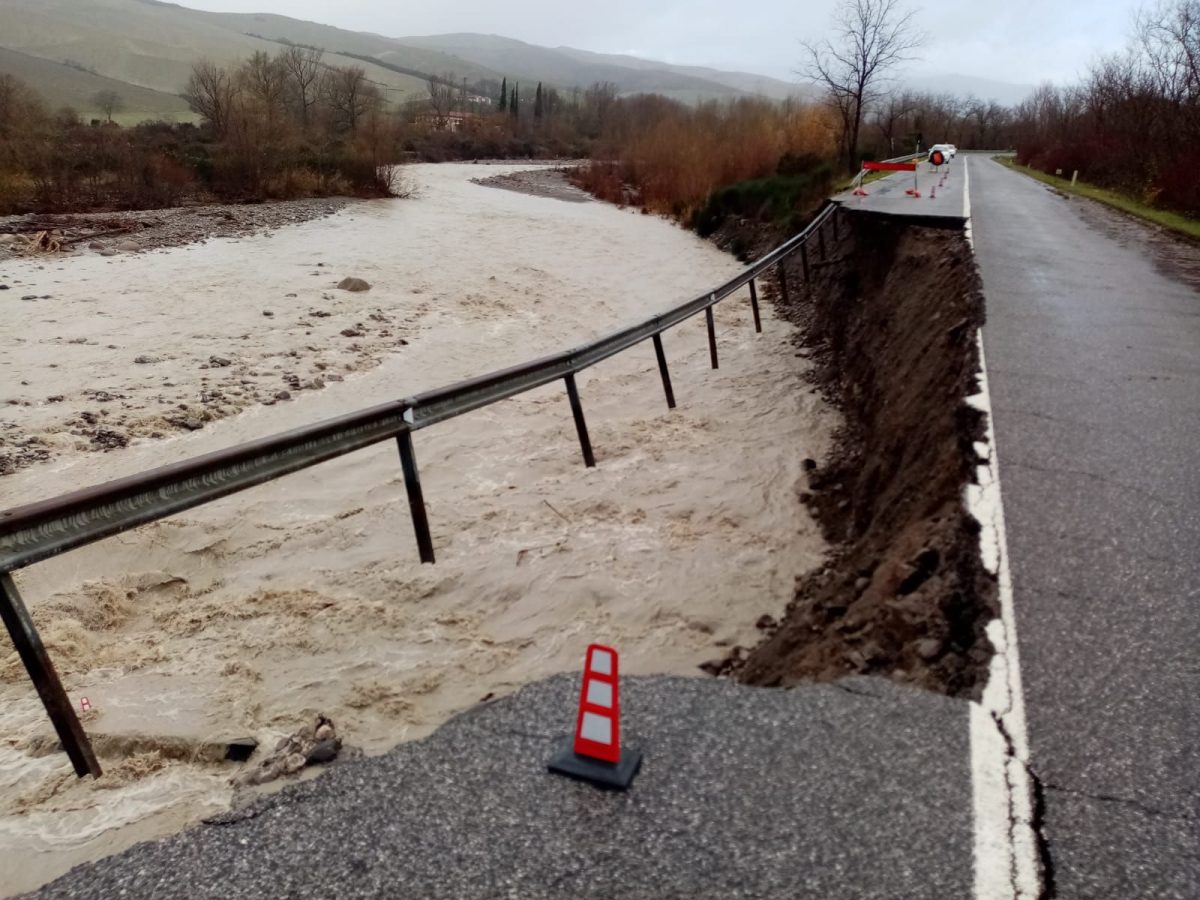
[0,164,836,894]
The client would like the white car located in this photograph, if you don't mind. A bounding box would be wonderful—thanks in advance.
[928,143,957,163]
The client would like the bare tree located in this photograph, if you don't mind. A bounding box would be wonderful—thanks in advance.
[184,60,236,138]
[427,74,457,128]
[92,89,124,123]
[581,81,618,137]
[239,51,289,129]
[322,66,379,134]
[873,90,916,155]
[1136,0,1199,103]
[801,0,924,171]
[279,45,324,128]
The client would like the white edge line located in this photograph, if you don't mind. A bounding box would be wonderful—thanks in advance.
[963,157,1041,900]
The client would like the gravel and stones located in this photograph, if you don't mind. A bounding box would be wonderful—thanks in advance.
[0,198,353,259]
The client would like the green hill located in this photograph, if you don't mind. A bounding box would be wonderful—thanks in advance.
[0,0,432,106]
[0,0,806,115]
[0,46,192,123]
[399,34,803,99]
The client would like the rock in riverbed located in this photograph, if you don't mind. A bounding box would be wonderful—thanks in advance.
[337,277,371,292]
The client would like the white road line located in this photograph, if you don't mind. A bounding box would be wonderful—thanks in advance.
[964,157,1042,900]
[963,156,972,224]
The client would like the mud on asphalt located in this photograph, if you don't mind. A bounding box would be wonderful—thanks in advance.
[714,213,999,699]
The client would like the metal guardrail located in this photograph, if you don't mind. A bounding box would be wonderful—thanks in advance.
[1,200,841,778]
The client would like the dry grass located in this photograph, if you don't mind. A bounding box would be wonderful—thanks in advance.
[996,157,1200,242]
[578,97,838,219]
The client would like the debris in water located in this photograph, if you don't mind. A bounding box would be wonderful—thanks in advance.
[237,715,341,786]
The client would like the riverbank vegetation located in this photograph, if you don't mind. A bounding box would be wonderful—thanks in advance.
[0,48,401,214]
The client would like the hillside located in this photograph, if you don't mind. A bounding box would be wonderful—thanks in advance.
[549,46,806,101]
[394,33,792,99]
[0,0,432,105]
[905,73,1034,107]
[0,45,192,123]
[0,0,799,110]
[183,9,501,85]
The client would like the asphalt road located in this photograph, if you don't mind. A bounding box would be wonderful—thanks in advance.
[31,675,976,899]
[967,156,1200,898]
[832,157,966,222]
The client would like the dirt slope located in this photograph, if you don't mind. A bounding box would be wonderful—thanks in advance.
[738,214,999,698]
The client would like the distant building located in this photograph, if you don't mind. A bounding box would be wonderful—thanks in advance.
[415,111,481,133]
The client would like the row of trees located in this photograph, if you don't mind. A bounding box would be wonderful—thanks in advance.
[6,0,1195,221]
[0,49,402,213]
[1009,0,1199,214]
[802,0,1198,218]
[493,79,554,121]
[181,48,398,198]
[867,91,1013,157]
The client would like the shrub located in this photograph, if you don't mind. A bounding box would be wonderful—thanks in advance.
[691,166,835,237]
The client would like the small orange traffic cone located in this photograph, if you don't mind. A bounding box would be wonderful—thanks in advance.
[548,644,642,789]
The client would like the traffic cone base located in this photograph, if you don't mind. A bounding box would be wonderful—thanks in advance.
[548,742,643,790]
[548,643,642,790]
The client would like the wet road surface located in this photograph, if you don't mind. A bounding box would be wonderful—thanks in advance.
[968,155,1200,898]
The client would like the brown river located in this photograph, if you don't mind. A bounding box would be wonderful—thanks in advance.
[0,164,835,894]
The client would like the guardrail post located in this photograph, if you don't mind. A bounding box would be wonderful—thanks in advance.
[396,431,435,564]
[800,244,810,283]
[831,209,840,243]
[652,334,676,409]
[748,279,763,333]
[1,572,101,778]
[564,374,596,468]
[778,263,791,305]
[818,223,827,260]
[705,307,719,369]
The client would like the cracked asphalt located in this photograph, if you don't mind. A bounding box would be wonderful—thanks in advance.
[31,675,977,899]
[969,156,1200,898]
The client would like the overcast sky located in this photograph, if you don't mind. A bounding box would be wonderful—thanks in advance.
[183,0,1141,86]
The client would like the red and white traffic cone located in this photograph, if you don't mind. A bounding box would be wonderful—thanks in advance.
[548,644,642,789]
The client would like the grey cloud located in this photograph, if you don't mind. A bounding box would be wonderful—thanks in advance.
[185,0,1137,86]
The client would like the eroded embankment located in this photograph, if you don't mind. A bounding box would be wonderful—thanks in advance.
[737,213,999,699]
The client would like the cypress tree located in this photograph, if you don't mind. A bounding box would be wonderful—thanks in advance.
[511,84,519,118]
[534,82,544,121]
[498,77,508,112]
